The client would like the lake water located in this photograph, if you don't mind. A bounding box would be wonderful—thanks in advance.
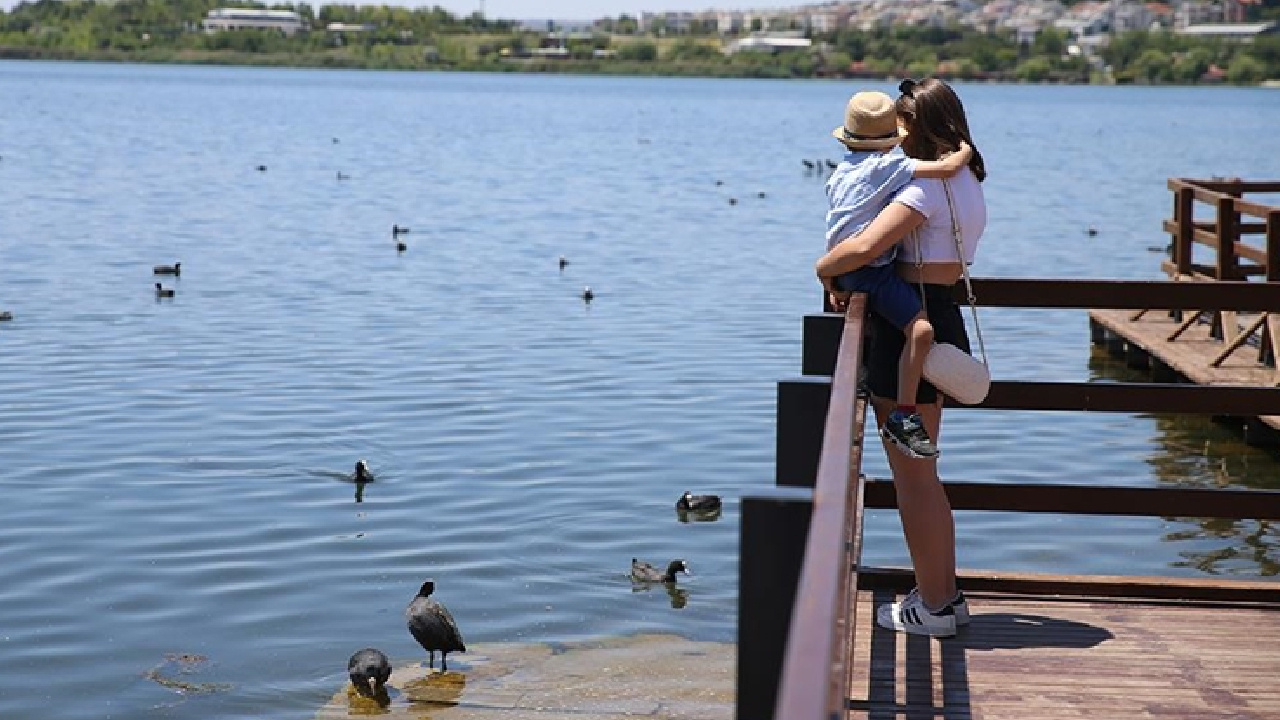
[0,61,1278,719]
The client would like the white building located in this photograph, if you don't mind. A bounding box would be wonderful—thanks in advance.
[202,9,306,36]
[722,36,813,55]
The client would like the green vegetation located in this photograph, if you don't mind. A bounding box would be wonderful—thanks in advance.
[0,0,1277,83]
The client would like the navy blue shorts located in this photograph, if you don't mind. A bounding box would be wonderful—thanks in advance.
[835,264,922,331]
[865,283,971,404]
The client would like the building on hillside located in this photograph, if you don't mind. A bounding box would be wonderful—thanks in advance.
[325,22,373,33]
[202,8,306,35]
[1177,21,1279,41]
[722,35,813,55]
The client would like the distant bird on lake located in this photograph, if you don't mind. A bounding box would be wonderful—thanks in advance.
[354,460,373,483]
[396,240,407,252]
[715,180,724,186]
[337,171,350,181]
[631,558,690,585]
[559,255,569,271]
[825,159,837,170]
[676,491,722,514]
[154,283,175,298]
[256,165,267,172]
[802,159,815,171]
[0,311,12,322]
[728,197,737,205]
[347,648,391,697]
[332,137,341,144]
[1087,227,1098,237]
[406,579,466,672]
[153,262,180,276]
[392,224,410,237]
[757,191,766,199]
[582,286,594,303]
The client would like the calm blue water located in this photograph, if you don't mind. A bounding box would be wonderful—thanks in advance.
[0,61,1278,719]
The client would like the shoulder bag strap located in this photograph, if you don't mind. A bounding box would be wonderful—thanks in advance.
[941,178,988,365]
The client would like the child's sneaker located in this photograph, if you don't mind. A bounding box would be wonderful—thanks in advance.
[881,411,938,459]
[876,591,957,637]
[903,587,969,625]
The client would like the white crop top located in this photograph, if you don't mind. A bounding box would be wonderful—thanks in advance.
[893,169,986,265]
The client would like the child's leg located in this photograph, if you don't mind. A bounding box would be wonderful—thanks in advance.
[897,312,935,409]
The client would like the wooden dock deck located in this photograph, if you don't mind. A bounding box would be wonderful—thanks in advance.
[848,586,1280,720]
[1090,307,1279,435]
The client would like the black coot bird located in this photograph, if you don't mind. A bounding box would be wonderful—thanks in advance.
[154,282,175,298]
[631,558,690,584]
[354,460,373,483]
[406,579,465,671]
[559,255,569,271]
[676,491,722,513]
[153,262,180,276]
[347,647,391,697]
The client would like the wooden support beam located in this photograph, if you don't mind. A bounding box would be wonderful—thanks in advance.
[737,493,813,720]
[801,313,843,377]
[1210,313,1268,367]
[862,479,1280,519]
[775,378,829,489]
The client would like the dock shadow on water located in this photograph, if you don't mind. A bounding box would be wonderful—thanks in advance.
[1089,352,1280,577]
[315,634,733,720]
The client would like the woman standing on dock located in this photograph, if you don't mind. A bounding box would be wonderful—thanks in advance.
[816,77,988,637]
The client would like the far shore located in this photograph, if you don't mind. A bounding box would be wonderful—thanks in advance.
[2,49,1275,88]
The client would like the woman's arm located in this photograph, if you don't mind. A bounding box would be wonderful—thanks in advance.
[816,201,926,278]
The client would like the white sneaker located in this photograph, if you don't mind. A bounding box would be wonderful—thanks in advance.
[903,587,969,625]
[876,591,958,637]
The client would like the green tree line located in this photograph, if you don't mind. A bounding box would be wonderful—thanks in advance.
[1,0,1276,83]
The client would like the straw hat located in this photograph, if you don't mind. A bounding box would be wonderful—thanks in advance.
[831,91,903,151]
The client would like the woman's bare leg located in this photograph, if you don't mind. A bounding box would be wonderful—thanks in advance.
[871,396,956,610]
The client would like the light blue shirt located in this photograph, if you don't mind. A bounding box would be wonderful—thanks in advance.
[824,148,918,268]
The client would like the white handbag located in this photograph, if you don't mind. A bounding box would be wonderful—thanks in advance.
[919,179,990,405]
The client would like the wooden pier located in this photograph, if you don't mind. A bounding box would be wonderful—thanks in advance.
[740,253,1280,718]
[1089,178,1280,442]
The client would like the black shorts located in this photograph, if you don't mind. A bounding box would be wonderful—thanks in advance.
[864,282,971,404]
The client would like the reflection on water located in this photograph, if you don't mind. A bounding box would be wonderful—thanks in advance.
[346,684,392,715]
[402,671,465,709]
[1089,351,1280,576]
[675,506,723,523]
[629,581,691,609]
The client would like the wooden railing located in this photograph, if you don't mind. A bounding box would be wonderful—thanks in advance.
[739,277,1280,720]
[1159,178,1280,366]
[1165,178,1280,283]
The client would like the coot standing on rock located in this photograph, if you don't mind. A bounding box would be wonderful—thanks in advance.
[406,579,466,671]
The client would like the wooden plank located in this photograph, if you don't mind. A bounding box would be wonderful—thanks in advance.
[962,279,1280,312]
[861,479,1280,520]
[981,380,1280,415]
[857,567,1280,605]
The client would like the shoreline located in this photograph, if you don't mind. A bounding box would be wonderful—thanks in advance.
[1,50,1273,87]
